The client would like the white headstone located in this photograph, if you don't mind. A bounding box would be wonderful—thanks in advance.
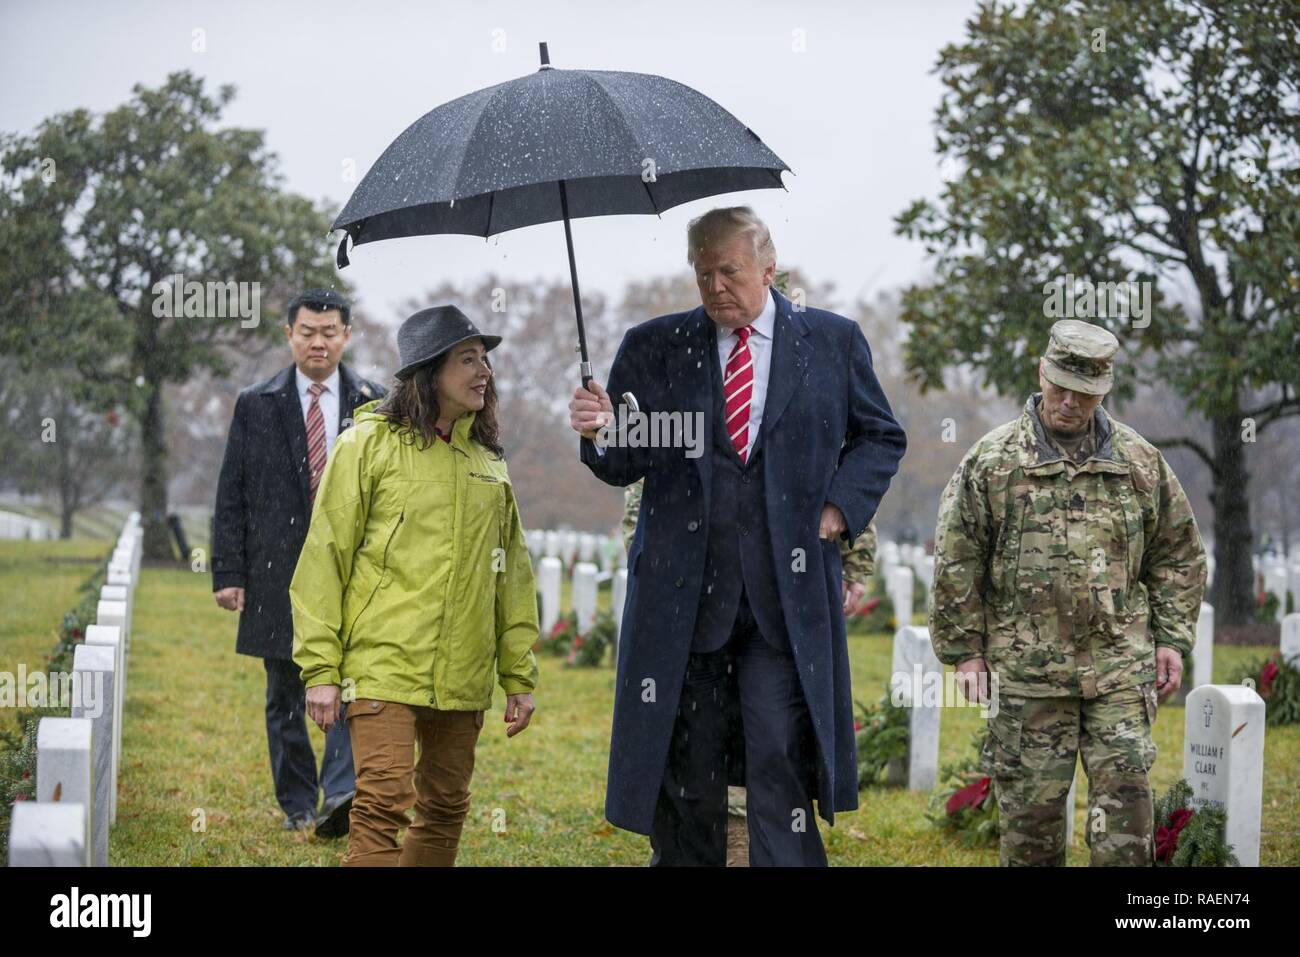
[1264,564,1288,621]
[578,533,596,562]
[1193,603,1215,688]
[1206,554,1215,589]
[129,527,143,579]
[100,584,129,604]
[36,717,94,865]
[97,598,128,637]
[889,625,942,791]
[887,566,915,627]
[544,530,561,559]
[572,562,599,633]
[1281,613,1300,668]
[101,584,132,636]
[85,625,124,825]
[71,644,116,867]
[917,555,935,592]
[106,566,132,588]
[1184,684,1266,867]
[562,531,580,566]
[7,803,88,866]
[537,557,562,634]
[525,530,544,562]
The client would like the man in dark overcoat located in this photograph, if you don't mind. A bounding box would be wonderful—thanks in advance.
[212,289,387,835]
[569,207,906,865]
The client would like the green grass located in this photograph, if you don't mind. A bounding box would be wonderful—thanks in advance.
[11,550,1292,866]
[0,539,112,737]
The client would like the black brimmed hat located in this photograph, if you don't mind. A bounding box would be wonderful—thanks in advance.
[395,305,502,380]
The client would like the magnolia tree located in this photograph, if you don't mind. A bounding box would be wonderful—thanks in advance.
[896,0,1299,624]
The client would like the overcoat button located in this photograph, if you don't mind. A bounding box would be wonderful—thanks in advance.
[687,520,699,532]
[675,577,685,588]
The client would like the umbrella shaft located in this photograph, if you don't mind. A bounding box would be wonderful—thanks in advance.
[559,179,592,386]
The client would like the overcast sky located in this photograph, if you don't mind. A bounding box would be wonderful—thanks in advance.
[3,0,980,325]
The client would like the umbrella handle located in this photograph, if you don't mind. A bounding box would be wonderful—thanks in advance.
[593,391,641,439]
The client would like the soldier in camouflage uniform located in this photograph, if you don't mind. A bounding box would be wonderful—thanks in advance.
[929,320,1206,866]
[622,479,876,612]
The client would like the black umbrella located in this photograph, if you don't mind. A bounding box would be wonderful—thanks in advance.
[332,42,791,385]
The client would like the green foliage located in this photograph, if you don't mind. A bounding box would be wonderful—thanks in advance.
[0,70,340,400]
[1154,778,1240,867]
[847,592,893,635]
[855,683,910,788]
[0,559,107,860]
[537,610,579,658]
[1228,652,1300,725]
[0,71,346,556]
[927,731,1000,847]
[568,612,616,668]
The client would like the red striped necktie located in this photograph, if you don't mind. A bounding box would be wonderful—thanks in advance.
[306,382,327,504]
[723,325,754,463]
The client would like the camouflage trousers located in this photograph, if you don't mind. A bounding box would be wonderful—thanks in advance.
[981,683,1159,866]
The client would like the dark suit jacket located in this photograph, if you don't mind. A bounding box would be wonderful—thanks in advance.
[579,286,906,835]
[212,362,387,659]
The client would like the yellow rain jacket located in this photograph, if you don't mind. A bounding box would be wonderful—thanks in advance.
[290,400,539,710]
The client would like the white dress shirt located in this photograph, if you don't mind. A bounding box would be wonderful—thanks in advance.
[592,289,776,458]
[714,288,776,460]
[295,366,341,456]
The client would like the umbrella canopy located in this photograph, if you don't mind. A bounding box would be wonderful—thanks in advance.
[333,43,791,383]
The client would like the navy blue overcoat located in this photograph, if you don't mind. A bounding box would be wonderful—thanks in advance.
[580,287,907,835]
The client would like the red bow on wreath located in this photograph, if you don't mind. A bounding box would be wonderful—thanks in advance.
[1259,659,1279,700]
[1155,807,1195,862]
[946,776,991,815]
[853,597,882,618]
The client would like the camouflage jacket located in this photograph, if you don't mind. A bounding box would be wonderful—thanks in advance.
[929,395,1206,698]
[622,479,877,585]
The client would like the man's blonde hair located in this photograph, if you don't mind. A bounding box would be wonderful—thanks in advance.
[686,206,776,269]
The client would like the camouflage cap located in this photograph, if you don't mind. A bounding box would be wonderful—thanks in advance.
[1041,319,1119,396]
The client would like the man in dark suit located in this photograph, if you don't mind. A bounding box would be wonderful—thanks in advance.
[212,289,387,836]
[569,207,906,865]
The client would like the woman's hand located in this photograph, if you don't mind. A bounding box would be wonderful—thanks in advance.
[307,684,341,732]
[504,693,535,737]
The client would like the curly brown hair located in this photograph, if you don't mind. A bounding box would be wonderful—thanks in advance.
[374,349,504,458]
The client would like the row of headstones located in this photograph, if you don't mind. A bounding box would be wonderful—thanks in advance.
[878,540,934,591]
[1258,555,1300,622]
[892,607,1277,866]
[8,514,141,867]
[534,558,629,664]
[525,529,626,575]
[0,509,56,541]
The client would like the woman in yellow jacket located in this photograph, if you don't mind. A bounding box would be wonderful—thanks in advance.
[291,305,539,867]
